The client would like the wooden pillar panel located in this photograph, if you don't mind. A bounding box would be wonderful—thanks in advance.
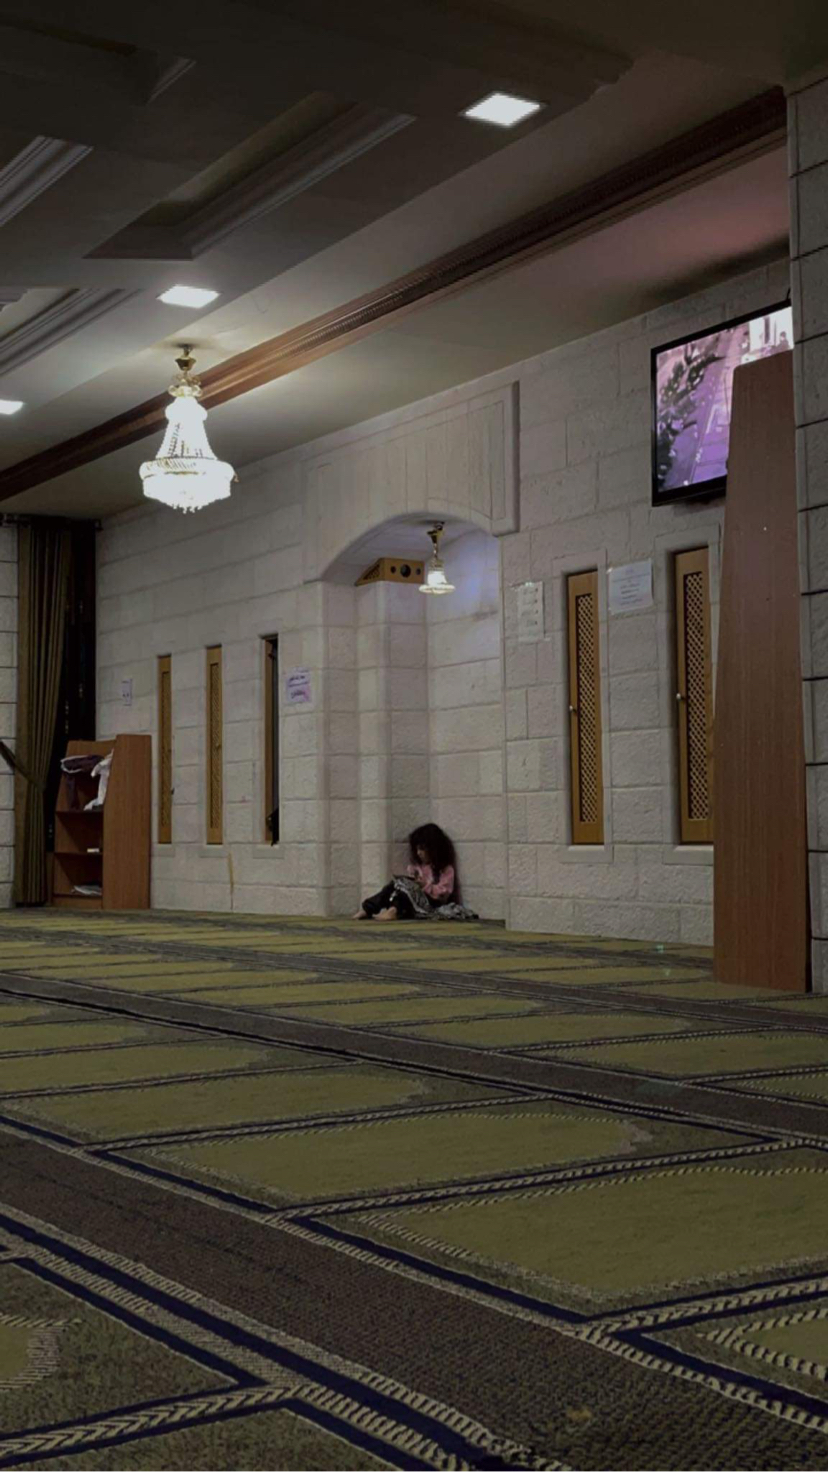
[713,351,807,990]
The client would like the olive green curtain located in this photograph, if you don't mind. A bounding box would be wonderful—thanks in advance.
[14,523,71,905]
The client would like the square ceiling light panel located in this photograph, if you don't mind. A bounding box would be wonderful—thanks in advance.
[158,286,220,309]
[462,92,543,127]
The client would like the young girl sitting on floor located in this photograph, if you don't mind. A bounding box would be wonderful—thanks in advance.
[354,823,476,921]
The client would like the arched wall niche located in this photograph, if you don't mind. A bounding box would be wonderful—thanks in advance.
[320,512,506,919]
[302,381,518,585]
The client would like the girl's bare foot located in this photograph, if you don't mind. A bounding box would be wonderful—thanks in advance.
[376,907,398,921]
[353,908,371,920]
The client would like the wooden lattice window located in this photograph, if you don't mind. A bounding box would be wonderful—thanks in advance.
[157,655,172,844]
[567,571,604,844]
[675,548,713,843]
[206,645,223,845]
[263,635,280,843]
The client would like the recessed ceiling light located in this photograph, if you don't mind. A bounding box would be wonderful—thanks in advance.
[158,285,220,309]
[462,92,542,127]
[0,399,23,415]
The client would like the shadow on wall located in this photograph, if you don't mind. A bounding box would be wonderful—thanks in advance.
[322,515,505,920]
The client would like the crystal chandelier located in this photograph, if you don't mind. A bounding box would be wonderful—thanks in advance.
[419,522,455,595]
[139,348,236,513]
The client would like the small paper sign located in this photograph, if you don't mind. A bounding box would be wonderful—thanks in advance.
[517,580,544,643]
[285,667,313,705]
[608,560,653,616]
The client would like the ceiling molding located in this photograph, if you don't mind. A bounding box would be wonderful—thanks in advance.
[0,288,139,378]
[187,105,414,256]
[131,53,196,104]
[0,25,194,107]
[90,105,415,261]
[0,288,26,313]
[0,88,787,502]
[0,23,129,90]
[0,136,92,230]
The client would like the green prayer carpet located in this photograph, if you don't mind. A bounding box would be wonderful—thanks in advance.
[1,910,828,1469]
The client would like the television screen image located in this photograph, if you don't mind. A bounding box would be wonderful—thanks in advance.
[652,303,793,504]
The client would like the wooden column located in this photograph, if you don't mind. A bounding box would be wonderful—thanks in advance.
[714,350,808,989]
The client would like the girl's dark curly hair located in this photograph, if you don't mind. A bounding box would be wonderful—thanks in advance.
[408,823,456,876]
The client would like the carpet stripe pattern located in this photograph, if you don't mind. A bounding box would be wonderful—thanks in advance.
[1,911,828,1468]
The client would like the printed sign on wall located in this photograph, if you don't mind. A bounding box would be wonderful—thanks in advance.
[608,560,654,616]
[517,580,545,643]
[285,667,313,705]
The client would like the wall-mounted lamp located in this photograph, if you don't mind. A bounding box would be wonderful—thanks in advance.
[419,523,455,596]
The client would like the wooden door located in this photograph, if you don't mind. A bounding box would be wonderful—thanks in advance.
[567,571,604,844]
[206,646,223,845]
[675,548,714,844]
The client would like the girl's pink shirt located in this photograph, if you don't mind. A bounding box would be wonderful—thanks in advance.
[406,861,455,901]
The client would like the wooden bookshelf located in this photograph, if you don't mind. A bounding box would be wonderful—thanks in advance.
[52,736,151,910]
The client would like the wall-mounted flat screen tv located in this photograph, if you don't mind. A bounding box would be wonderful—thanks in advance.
[652,302,793,506]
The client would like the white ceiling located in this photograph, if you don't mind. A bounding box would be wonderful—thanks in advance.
[0,0,815,517]
[5,140,789,518]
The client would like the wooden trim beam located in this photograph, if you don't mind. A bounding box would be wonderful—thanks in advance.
[0,89,786,503]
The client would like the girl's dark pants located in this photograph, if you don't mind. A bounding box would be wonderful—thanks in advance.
[362,882,416,919]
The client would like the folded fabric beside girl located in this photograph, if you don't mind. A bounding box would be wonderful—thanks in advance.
[355,823,477,921]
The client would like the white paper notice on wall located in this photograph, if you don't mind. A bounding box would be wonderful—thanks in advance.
[517,580,544,643]
[120,679,133,707]
[285,667,313,706]
[608,560,653,616]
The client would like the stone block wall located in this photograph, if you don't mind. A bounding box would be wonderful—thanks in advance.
[500,260,788,943]
[302,384,517,583]
[356,579,431,903]
[98,465,332,914]
[97,258,791,940]
[429,528,505,918]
